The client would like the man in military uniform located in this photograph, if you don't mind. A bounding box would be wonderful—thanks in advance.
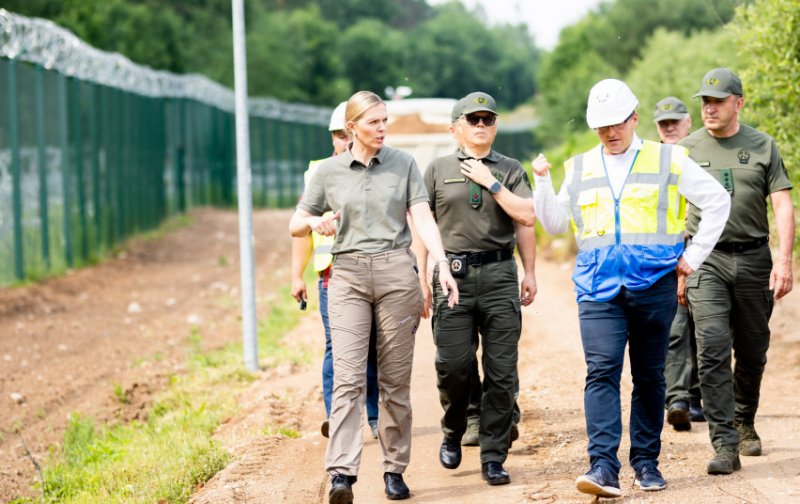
[419,91,537,486]
[681,68,795,475]
[653,97,705,431]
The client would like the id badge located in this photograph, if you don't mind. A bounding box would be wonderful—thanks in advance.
[719,168,734,195]
[449,254,467,278]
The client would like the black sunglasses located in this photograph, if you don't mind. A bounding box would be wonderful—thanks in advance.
[463,113,497,126]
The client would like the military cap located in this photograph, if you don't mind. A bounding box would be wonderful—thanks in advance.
[653,96,689,123]
[451,92,497,122]
[694,68,743,98]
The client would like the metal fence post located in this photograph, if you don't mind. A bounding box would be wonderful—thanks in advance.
[70,77,88,261]
[35,63,50,270]
[58,72,74,268]
[8,59,24,280]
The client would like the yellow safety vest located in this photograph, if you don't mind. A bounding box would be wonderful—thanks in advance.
[304,160,335,272]
[565,140,687,301]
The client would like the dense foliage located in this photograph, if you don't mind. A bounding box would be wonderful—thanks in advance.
[5,0,797,186]
[3,0,539,108]
[535,0,745,144]
[733,0,799,184]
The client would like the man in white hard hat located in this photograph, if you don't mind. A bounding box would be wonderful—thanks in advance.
[531,79,730,498]
[290,102,380,441]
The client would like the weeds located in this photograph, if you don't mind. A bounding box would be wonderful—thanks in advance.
[29,274,312,503]
[112,384,129,404]
[261,424,301,439]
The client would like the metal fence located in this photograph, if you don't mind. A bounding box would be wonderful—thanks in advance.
[0,10,539,287]
[0,11,332,286]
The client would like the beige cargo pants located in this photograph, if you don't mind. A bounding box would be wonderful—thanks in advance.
[324,248,422,477]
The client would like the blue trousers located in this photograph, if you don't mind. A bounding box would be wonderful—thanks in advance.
[321,275,379,422]
[578,272,676,474]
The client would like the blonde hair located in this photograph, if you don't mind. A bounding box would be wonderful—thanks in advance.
[345,91,384,131]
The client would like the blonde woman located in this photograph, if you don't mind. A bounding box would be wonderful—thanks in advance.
[290,90,458,504]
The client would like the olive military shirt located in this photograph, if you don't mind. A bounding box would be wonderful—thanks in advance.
[298,145,428,255]
[681,124,792,243]
[424,148,532,253]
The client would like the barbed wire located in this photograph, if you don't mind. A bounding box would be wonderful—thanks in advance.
[0,9,331,125]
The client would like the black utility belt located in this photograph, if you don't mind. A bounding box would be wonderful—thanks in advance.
[713,236,768,254]
[446,249,513,277]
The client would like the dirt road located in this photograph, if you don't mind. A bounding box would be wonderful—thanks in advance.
[1,209,798,503]
[190,217,800,503]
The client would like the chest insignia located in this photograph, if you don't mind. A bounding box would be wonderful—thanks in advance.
[738,148,750,164]
[444,177,466,184]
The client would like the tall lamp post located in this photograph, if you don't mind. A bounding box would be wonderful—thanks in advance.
[232,0,258,371]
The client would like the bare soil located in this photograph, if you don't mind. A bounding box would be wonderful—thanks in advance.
[0,208,293,501]
[2,209,799,503]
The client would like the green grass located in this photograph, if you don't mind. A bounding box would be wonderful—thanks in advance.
[16,269,316,504]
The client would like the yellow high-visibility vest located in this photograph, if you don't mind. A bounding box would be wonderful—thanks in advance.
[564,140,687,301]
[304,160,335,272]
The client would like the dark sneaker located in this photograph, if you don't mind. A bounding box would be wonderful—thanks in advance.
[736,421,762,456]
[481,461,510,485]
[439,437,462,469]
[329,474,355,504]
[634,462,666,491]
[369,420,379,440]
[321,420,330,438]
[383,472,410,500]
[707,445,742,475]
[667,400,691,431]
[575,465,621,498]
[689,401,706,422]
[462,420,480,446]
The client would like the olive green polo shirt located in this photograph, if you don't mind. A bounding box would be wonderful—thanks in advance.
[681,124,792,243]
[298,145,428,255]
[424,148,532,253]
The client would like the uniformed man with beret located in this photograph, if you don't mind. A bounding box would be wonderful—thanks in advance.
[418,91,537,487]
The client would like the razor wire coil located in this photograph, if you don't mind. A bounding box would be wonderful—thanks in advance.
[0,9,331,125]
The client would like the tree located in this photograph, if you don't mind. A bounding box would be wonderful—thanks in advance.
[245,10,308,102]
[339,19,407,97]
[488,23,540,108]
[733,0,800,185]
[258,0,433,30]
[406,2,538,108]
[595,0,742,73]
[535,0,745,145]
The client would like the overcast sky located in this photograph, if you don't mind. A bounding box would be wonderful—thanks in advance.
[427,0,605,49]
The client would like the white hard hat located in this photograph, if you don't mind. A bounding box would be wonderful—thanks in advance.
[586,79,638,129]
[328,102,347,131]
